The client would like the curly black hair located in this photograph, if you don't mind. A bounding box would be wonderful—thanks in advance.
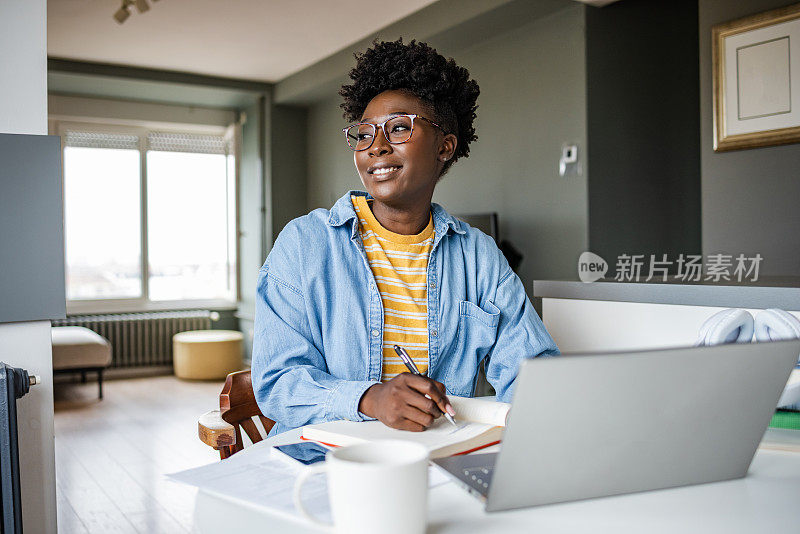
[339,38,480,178]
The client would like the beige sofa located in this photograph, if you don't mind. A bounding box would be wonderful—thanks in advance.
[51,326,112,399]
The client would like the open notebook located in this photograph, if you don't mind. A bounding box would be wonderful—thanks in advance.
[301,396,510,459]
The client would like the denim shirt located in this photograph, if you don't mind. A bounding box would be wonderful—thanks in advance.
[252,190,559,435]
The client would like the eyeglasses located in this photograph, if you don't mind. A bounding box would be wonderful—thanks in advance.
[343,114,446,151]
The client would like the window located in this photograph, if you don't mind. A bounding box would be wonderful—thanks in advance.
[61,124,237,311]
[63,133,142,300]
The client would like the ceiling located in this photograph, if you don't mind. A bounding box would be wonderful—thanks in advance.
[48,0,440,83]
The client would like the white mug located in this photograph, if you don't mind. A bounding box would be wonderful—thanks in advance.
[293,440,429,534]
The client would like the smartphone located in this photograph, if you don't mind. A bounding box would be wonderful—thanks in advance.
[272,441,329,467]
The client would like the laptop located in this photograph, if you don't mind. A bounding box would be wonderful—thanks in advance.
[433,340,800,512]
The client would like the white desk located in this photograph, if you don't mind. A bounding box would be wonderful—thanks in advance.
[192,429,800,534]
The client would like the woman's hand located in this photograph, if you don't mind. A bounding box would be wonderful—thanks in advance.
[358,373,453,431]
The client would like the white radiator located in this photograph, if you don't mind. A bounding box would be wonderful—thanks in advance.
[52,311,214,368]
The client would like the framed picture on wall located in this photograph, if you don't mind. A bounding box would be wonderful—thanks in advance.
[713,3,800,152]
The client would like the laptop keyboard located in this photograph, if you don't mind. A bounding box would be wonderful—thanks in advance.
[462,465,494,494]
[432,452,498,499]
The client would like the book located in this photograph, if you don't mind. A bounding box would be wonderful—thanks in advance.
[301,396,510,459]
[778,369,800,410]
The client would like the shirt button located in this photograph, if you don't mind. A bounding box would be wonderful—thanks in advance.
[371,329,380,337]
[430,281,436,289]
[432,330,438,337]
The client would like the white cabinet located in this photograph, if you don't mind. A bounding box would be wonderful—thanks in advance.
[540,297,800,354]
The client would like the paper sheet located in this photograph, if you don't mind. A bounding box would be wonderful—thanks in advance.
[168,450,332,522]
[449,396,510,427]
[167,446,451,522]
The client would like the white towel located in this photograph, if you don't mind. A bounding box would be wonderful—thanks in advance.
[754,308,800,342]
[695,309,754,347]
[755,309,800,409]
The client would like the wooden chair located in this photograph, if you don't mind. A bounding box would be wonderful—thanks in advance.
[198,370,276,459]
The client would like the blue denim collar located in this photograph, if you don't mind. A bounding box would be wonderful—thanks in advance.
[327,190,466,241]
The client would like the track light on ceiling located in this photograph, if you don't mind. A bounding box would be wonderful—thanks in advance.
[114,0,159,25]
[113,1,131,24]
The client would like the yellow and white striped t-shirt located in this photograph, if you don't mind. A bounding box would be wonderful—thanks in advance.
[352,195,433,381]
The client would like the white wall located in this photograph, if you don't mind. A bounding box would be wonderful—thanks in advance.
[0,1,58,532]
[0,1,47,134]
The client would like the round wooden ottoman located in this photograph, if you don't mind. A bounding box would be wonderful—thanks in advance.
[173,330,243,380]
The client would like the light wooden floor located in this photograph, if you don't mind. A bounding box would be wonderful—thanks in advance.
[54,376,225,534]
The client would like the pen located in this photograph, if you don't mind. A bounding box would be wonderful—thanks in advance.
[393,344,457,426]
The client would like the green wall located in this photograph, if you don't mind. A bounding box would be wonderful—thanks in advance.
[307,97,361,209]
[586,0,701,268]
[699,0,800,276]
[238,98,266,363]
[271,105,309,238]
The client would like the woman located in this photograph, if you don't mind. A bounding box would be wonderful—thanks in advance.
[252,39,558,436]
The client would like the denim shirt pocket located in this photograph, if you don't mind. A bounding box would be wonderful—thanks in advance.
[444,300,500,395]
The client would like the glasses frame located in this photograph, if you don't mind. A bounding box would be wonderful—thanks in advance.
[342,114,446,151]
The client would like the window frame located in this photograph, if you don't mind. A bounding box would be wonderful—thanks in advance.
[56,120,240,314]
